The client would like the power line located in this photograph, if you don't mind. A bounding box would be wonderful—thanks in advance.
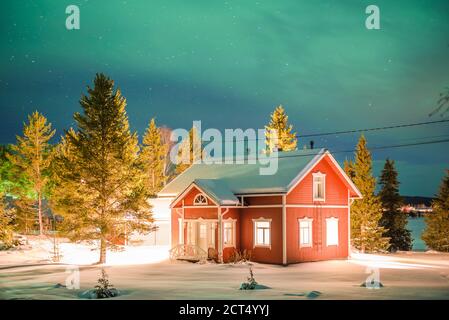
[278,138,449,160]
[218,119,449,142]
[298,119,449,138]
[203,137,449,162]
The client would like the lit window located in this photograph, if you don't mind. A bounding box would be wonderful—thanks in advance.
[223,221,235,247]
[299,218,313,247]
[313,172,325,201]
[253,219,271,247]
[326,217,339,246]
[193,194,208,205]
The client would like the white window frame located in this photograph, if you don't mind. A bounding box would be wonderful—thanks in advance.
[326,217,339,246]
[252,218,272,249]
[312,172,326,202]
[298,218,313,248]
[223,218,236,248]
[193,193,208,206]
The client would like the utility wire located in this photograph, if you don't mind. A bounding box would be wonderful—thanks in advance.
[217,119,449,142]
[201,137,449,162]
[298,119,449,138]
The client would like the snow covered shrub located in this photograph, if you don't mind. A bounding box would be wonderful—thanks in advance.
[94,269,119,298]
[230,249,252,263]
[208,247,218,262]
[240,265,258,290]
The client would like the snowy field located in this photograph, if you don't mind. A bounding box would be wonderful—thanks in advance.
[1,237,448,300]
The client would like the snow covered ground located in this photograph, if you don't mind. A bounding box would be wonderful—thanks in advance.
[1,238,448,300]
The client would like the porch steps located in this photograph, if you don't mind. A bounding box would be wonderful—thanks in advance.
[169,244,208,263]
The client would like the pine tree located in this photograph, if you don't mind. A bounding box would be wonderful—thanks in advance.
[51,73,154,264]
[265,105,297,152]
[0,192,14,248]
[175,126,202,175]
[422,170,449,252]
[350,135,389,253]
[7,112,55,236]
[140,118,168,196]
[343,158,355,180]
[0,145,16,195]
[378,159,412,251]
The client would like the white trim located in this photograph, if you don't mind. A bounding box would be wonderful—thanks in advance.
[193,193,209,206]
[183,205,217,209]
[298,217,313,248]
[217,206,223,263]
[282,195,287,265]
[178,218,184,245]
[252,218,272,249]
[170,183,219,208]
[287,149,326,193]
[348,189,351,255]
[324,151,362,198]
[312,172,326,202]
[223,218,237,248]
[326,217,339,246]
[286,150,362,199]
[286,204,348,209]
[235,193,285,197]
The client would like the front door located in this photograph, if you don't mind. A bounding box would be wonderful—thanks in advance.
[198,222,208,252]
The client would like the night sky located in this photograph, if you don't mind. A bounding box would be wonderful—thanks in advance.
[1,0,448,196]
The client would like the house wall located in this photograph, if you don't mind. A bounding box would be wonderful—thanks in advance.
[287,155,348,205]
[239,207,283,264]
[285,154,350,263]
[174,186,213,207]
[169,153,354,265]
[244,196,282,206]
[286,207,349,263]
[222,208,241,262]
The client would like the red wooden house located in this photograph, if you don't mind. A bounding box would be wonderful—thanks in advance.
[158,149,361,265]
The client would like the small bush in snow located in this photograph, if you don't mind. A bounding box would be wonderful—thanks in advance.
[94,269,119,298]
[240,265,258,290]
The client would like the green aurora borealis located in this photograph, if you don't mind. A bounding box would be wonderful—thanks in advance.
[1,0,449,196]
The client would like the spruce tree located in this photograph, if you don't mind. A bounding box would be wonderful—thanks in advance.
[141,118,168,196]
[344,158,355,180]
[7,112,55,235]
[265,105,297,152]
[350,135,389,253]
[0,192,14,248]
[378,159,412,251]
[422,170,449,252]
[0,145,16,195]
[51,73,154,264]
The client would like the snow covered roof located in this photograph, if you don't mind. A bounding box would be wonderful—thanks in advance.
[159,148,326,197]
[193,179,240,206]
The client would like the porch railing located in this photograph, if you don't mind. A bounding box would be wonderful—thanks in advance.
[169,244,208,262]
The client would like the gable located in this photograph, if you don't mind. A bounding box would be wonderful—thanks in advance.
[287,153,361,202]
[172,185,217,208]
